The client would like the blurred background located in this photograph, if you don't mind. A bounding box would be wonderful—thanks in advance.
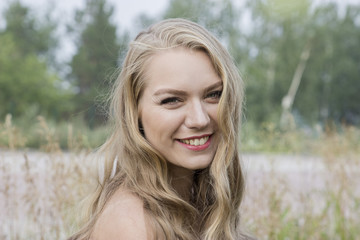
[0,0,360,239]
[0,0,359,149]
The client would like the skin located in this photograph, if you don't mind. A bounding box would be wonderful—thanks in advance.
[91,47,222,239]
[139,47,222,198]
[91,189,152,240]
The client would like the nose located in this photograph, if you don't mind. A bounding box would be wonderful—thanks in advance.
[184,100,210,129]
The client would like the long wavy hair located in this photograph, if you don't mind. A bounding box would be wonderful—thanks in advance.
[69,18,245,240]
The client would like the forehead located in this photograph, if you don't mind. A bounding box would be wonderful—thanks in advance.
[142,47,221,92]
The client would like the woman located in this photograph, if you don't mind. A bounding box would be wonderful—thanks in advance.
[69,18,248,240]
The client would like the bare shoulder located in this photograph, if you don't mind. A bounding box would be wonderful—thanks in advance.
[91,188,152,240]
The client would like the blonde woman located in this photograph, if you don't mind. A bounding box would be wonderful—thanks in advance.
[69,18,252,240]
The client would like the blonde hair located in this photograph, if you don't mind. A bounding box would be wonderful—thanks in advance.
[69,18,245,240]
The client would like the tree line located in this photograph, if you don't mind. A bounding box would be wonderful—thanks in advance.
[1,0,359,128]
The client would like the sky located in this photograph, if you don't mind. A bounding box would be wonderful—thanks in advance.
[0,0,169,29]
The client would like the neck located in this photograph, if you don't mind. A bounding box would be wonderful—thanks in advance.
[168,164,194,202]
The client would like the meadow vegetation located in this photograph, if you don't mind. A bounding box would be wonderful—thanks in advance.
[0,115,359,239]
[241,124,360,240]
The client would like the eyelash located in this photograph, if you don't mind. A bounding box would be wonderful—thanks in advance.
[160,90,222,105]
[160,97,181,105]
[207,90,222,99]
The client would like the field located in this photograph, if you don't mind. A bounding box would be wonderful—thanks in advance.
[1,115,360,239]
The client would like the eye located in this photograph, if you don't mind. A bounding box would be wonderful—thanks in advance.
[160,97,181,105]
[206,90,222,99]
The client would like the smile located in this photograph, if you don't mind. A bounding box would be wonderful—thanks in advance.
[179,136,209,146]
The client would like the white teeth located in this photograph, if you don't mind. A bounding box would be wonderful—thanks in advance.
[180,136,209,146]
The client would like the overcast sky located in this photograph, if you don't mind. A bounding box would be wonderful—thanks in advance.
[0,0,169,29]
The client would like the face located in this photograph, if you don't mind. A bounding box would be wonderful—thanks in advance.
[138,47,222,176]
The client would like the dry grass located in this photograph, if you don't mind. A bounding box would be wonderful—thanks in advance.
[0,150,97,239]
[241,126,360,239]
[0,115,98,239]
[0,115,359,239]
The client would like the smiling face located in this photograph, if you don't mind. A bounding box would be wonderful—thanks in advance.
[138,47,222,176]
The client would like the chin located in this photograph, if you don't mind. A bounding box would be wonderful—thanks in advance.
[189,160,213,170]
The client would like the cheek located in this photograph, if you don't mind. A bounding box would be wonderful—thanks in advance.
[142,109,170,132]
[141,110,157,134]
[208,105,220,124]
[142,109,184,139]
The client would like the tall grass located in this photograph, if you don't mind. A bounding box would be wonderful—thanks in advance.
[241,125,360,239]
[0,114,109,150]
[0,115,359,239]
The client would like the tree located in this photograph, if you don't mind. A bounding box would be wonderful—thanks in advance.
[163,0,244,55]
[297,3,360,125]
[0,1,72,119]
[242,0,360,126]
[242,0,313,125]
[69,0,128,127]
[0,33,73,119]
[3,1,58,65]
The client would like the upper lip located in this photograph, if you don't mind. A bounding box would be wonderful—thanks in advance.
[177,134,212,140]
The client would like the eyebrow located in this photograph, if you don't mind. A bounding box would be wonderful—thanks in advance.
[153,81,223,96]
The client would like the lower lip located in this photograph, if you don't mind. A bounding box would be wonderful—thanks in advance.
[177,136,212,151]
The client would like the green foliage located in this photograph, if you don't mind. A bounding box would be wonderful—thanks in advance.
[296,4,360,124]
[0,1,73,120]
[243,0,313,124]
[162,0,244,56]
[3,1,58,63]
[69,0,128,127]
[0,33,73,119]
[243,0,360,126]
